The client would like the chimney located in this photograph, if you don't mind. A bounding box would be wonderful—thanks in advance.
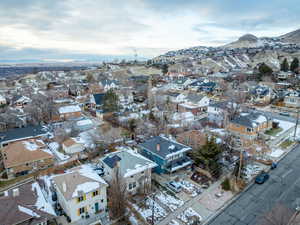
[156,144,160,151]
[12,188,19,197]
[62,182,67,192]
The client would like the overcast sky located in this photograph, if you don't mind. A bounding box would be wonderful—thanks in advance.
[0,0,299,62]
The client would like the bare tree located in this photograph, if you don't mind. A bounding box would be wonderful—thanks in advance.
[108,166,127,219]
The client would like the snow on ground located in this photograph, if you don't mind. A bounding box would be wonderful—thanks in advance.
[169,219,181,225]
[49,142,70,161]
[133,197,167,224]
[156,191,184,212]
[177,207,202,224]
[180,180,202,197]
[210,128,226,137]
[129,214,139,225]
[274,119,295,136]
[268,149,285,158]
[242,164,263,181]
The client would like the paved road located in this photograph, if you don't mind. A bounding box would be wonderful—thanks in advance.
[207,144,300,225]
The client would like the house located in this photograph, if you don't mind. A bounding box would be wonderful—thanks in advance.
[0,181,56,225]
[277,71,294,80]
[90,93,105,110]
[251,85,273,105]
[1,139,54,178]
[99,79,119,92]
[99,148,157,195]
[171,112,195,126]
[73,119,94,131]
[171,77,194,90]
[208,101,237,127]
[52,165,108,223]
[227,112,272,145]
[284,90,300,108]
[62,138,85,154]
[198,81,216,93]
[11,95,31,107]
[58,105,82,120]
[178,93,210,115]
[176,130,206,150]
[0,95,7,105]
[138,135,193,174]
[0,125,49,147]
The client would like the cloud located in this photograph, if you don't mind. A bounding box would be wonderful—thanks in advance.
[0,0,299,61]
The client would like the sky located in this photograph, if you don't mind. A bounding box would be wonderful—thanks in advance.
[0,0,299,62]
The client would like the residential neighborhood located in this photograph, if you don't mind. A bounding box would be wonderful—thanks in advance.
[0,2,300,225]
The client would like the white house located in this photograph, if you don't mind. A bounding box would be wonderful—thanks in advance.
[99,148,157,195]
[62,138,85,154]
[0,95,6,105]
[52,165,108,223]
[99,79,119,92]
[58,105,82,120]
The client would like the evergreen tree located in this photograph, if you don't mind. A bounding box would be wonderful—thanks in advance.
[193,137,223,178]
[161,64,169,75]
[280,58,289,72]
[103,89,119,112]
[258,63,273,75]
[290,58,299,73]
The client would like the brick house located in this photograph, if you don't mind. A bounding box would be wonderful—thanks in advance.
[227,112,272,145]
[58,105,82,120]
[176,130,207,150]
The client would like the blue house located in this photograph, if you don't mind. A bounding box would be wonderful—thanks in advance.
[138,136,193,174]
[198,82,216,93]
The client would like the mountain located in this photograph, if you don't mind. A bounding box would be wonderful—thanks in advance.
[280,29,300,44]
[224,34,260,48]
[154,29,300,73]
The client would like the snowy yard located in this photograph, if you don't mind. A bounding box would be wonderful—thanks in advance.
[271,119,295,137]
[177,207,202,225]
[179,180,202,197]
[133,197,167,224]
[156,191,184,212]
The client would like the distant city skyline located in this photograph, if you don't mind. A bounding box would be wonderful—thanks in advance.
[0,0,299,62]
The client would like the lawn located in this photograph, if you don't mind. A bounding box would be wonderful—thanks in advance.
[265,127,283,136]
[279,140,294,149]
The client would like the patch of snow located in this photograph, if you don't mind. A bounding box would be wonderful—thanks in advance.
[49,142,70,161]
[156,192,184,212]
[31,182,56,216]
[177,207,202,224]
[72,182,100,198]
[18,205,40,218]
[23,141,39,151]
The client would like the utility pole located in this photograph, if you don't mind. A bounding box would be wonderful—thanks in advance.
[151,193,156,225]
[294,108,299,141]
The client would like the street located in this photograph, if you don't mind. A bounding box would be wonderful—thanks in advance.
[206,144,300,225]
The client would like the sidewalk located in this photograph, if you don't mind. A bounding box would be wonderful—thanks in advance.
[156,180,222,225]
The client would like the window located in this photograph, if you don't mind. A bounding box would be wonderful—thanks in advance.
[79,207,85,214]
[77,196,84,202]
[101,199,104,203]
[141,171,144,174]
[247,128,252,132]
[128,182,136,190]
[92,190,99,197]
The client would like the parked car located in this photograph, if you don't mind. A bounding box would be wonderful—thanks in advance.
[167,181,182,193]
[279,112,290,117]
[255,172,269,184]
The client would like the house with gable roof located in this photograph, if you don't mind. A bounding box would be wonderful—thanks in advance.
[227,112,272,145]
[138,136,193,174]
[52,165,108,223]
[99,148,157,195]
[99,79,119,92]
[0,181,56,225]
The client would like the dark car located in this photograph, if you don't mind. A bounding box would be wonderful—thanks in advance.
[279,112,290,117]
[255,172,269,184]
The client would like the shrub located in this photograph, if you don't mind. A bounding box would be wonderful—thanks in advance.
[221,178,231,191]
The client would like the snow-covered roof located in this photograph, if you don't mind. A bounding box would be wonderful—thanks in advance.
[52,164,107,200]
[58,105,81,114]
[101,148,157,178]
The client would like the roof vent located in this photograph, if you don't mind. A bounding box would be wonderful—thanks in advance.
[12,188,19,197]
[62,182,67,192]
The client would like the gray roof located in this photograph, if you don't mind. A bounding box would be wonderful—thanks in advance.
[0,125,48,144]
[186,93,205,104]
[230,112,269,128]
[101,150,157,177]
[139,136,191,159]
[209,101,234,110]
